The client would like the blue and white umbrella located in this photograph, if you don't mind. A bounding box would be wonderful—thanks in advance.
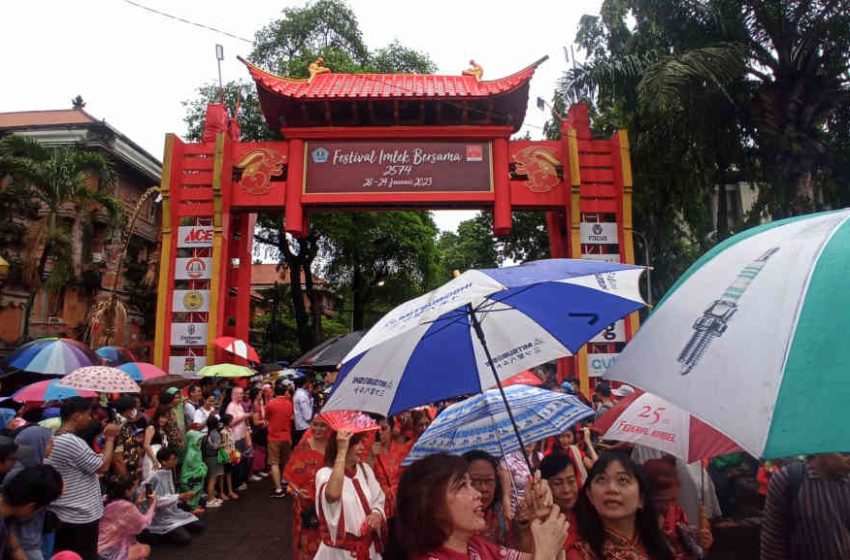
[402,385,595,465]
[324,258,646,416]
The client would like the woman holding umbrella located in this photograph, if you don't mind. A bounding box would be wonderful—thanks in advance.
[395,453,568,559]
[283,414,331,560]
[314,428,385,560]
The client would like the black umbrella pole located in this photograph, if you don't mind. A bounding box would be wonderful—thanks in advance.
[467,304,534,473]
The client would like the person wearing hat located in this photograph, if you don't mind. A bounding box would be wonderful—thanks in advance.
[644,457,712,560]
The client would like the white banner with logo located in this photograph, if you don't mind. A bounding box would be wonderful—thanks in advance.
[174,257,212,280]
[170,323,208,347]
[168,355,207,376]
[588,352,619,377]
[590,320,627,343]
[581,253,621,263]
[172,290,210,312]
[177,225,214,248]
[580,222,619,245]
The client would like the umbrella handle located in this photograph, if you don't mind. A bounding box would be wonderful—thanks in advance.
[467,303,534,473]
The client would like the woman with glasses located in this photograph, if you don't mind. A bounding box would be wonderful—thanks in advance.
[463,450,509,546]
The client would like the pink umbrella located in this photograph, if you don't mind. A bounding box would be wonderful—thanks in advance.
[214,336,261,362]
[593,391,741,463]
[57,366,141,393]
[118,362,168,383]
[12,379,97,403]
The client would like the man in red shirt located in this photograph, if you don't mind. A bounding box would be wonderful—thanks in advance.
[265,381,294,498]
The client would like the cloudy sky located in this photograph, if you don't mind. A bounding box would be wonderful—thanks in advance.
[1,0,601,231]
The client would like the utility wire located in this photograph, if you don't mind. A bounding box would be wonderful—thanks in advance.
[118,0,547,132]
[119,0,253,43]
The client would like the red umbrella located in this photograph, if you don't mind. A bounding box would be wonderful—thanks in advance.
[214,336,261,362]
[492,370,543,388]
[594,391,740,463]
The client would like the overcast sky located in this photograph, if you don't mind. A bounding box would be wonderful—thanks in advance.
[1,0,601,231]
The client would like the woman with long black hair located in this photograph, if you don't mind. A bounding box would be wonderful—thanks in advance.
[568,453,674,560]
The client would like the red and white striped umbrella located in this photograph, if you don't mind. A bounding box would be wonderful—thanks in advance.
[593,391,740,463]
[214,336,260,362]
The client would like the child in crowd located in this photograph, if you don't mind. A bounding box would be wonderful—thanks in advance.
[219,414,239,501]
[97,475,156,560]
[139,447,203,546]
[202,416,224,508]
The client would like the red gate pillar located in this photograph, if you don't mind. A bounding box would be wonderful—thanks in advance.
[285,139,306,237]
[492,137,512,235]
[234,212,256,343]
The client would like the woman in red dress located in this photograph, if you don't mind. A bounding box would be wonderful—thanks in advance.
[568,454,674,560]
[284,415,331,560]
[395,453,569,560]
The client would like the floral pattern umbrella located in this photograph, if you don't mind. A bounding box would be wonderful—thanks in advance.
[57,366,140,393]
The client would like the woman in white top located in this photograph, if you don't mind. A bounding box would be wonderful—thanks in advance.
[315,429,386,560]
[223,386,251,491]
[193,392,217,434]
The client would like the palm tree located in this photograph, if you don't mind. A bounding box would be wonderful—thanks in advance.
[562,0,850,218]
[0,135,123,341]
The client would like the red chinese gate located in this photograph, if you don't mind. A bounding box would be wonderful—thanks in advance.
[153,57,638,395]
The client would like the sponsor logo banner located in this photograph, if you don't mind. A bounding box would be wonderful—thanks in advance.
[581,253,621,263]
[172,290,210,312]
[170,323,208,347]
[305,140,492,194]
[168,355,206,376]
[174,257,211,280]
[590,320,627,343]
[588,352,619,377]
[177,226,214,248]
[580,222,619,245]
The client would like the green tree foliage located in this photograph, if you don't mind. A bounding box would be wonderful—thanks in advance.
[251,0,369,77]
[563,0,850,220]
[182,0,441,353]
[183,81,271,142]
[0,135,122,340]
[555,0,850,299]
[315,212,441,330]
[365,40,438,74]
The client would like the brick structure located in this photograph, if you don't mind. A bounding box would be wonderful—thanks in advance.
[0,106,162,359]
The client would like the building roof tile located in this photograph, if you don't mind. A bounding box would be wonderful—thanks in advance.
[240,57,547,100]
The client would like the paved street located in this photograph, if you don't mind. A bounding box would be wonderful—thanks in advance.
[152,481,294,560]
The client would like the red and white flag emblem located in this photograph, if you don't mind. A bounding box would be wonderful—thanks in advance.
[466,145,483,162]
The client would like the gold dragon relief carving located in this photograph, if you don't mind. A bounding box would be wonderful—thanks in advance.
[512,146,562,193]
[234,148,287,195]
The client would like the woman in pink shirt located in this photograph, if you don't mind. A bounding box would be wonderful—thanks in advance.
[224,386,252,492]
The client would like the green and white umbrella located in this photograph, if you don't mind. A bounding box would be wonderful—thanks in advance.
[606,208,850,459]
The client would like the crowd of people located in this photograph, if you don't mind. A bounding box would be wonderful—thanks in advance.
[0,371,844,560]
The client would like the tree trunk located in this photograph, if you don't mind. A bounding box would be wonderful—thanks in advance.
[351,259,365,331]
[20,240,52,342]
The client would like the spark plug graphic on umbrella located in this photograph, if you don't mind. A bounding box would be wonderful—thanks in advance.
[678,247,780,375]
